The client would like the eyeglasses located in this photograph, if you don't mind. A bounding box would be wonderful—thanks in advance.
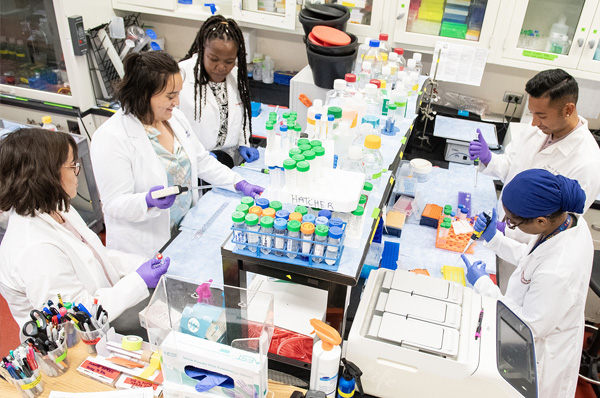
[503,215,527,230]
[63,162,81,176]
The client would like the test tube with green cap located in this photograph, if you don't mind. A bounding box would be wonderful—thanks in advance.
[269,200,283,212]
[232,211,247,250]
[241,196,254,208]
[236,204,249,214]
[296,161,310,191]
[297,138,310,147]
[310,139,322,148]
[289,148,302,158]
[286,220,301,258]
[298,144,312,153]
[294,205,308,216]
[312,224,329,263]
[292,154,305,163]
[260,216,274,254]
[244,213,260,252]
[313,146,325,178]
[283,158,297,190]
[348,205,365,237]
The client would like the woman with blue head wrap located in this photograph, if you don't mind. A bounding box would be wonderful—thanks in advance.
[461,169,593,398]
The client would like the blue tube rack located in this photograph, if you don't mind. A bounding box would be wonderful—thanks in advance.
[230,224,347,272]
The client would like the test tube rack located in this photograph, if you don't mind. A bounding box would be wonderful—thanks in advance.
[441,265,466,286]
[435,217,475,254]
[230,223,347,272]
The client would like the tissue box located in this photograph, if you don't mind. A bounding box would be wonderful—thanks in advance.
[141,275,274,398]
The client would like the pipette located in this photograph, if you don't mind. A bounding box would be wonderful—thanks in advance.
[454,211,492,265]
[474,158,479,187]
[239,163,269,173]
[150,184,230,199]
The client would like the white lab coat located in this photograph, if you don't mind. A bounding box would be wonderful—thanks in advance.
[0,208,149,336]
[474,215,593,398]
[179,55,250,158]
[481,116,600,219]
[90,108,242,257]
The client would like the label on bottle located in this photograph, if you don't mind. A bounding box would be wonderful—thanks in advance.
[317,371,339,397]
[260,234,271,248]
[275,236,284,249]
[372,171,382,179]
[233,229,246,244]
[314,243,325,257]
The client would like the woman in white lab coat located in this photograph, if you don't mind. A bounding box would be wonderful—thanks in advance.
[462,169,593,398]
[179,15,258,167]
[91,51,263,258]
[0,128,169,333]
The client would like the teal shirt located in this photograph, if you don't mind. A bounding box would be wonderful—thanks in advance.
[145,125,192,234]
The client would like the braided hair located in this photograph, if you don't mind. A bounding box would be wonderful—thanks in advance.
[181,15,252,143]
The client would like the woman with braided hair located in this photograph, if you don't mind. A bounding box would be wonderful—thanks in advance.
[179,15,258,167]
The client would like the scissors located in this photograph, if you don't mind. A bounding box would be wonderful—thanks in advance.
[22,310,49,341]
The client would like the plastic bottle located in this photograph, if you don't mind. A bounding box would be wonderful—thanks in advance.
[378,33,390,61]
[353,36,372,75]
[232,211,247,250]
[312,113,322,140]
[273,218,287,257]
[296,161,310,192]
[279,124,289,152]
[363,84,382,117]
[337,359,363,398]
[546,16,570,54]
[325,79,347,108]
[362,39,383,79]
[244,213,260,252]
[41,116,57,131]
[309,319,342,397]
[344,73,358,98]
[394,47,406,71]
[301,222,315,259]
[286,220,301,259]
[339,146,365,173]
[363,135,384,189]
[283,159,297,190]
[312,224,329,263]
[390,89,407,121]
[325,226,343,266]
[252,53,263,81]
[386,52,399,89]
[347,205,364,238]
[412,52,423,76]
[306,99,324,139]
[380,65,391,89]
[313,146,325,178]
[402,74,414,97]
[259,216,274,254]
[262,55,274,84]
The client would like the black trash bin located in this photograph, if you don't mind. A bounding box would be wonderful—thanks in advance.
[299,4,350,37]
[306,46,356,89]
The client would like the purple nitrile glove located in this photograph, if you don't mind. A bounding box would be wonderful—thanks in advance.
[239,146,259,162]
[209,152,217,159]
[462,254,489,286]
[468,129,492,165]
[497,220,506,235]
[235,180,264,199]
[136,257,171,288]
[473,207,498,242]
[145,185,177,209]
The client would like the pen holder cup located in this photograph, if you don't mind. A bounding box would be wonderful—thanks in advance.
[36,339,69,377]
[64,321,80,348]
[77,322,110,354]
[12,368,43,398]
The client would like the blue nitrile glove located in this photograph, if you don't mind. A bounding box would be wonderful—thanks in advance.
[145,185,177,209]
[239,146,259,162]
[473,207,498,242]
[184,366,234,393]
[468,129,492,165]
[235,180,264,198]
[497,220,506,235]
[136,257,170,288]
[209,152,217,159]
[462,254,489,286]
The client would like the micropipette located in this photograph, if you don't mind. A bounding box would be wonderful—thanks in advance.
[454,211,492,266]
[474,158,479,187]
[150,184,230,199]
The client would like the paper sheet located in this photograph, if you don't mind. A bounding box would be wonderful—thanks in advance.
[49,388,153,397]
[430,41,488,86]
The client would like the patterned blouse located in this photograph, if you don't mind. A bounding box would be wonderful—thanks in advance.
[208,81,228,149]
[144,124,192,235]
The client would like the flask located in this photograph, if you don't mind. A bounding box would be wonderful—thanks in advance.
[41,116,57,131]
[309,319,342,397]
[339,146,365,173]
[262,55,274,84]
[363,135,383,189]
[363,39,383,79]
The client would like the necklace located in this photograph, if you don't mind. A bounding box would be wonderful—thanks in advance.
[530,214,572,253]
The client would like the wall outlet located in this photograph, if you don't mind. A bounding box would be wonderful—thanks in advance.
[503,92,524,104]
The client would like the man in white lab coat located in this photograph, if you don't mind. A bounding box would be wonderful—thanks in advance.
[469,69,600,238]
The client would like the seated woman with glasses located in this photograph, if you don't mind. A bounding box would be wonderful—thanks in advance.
[460,168,593,398]
[0,128,170,337]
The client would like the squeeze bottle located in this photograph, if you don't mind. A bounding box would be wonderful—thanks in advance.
[309,319,342,397]
[42,116,57,131]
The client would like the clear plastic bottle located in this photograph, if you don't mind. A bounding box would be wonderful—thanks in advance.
[325,226,344,265]
[357,60,372,92]
[339,146,365,173]
[363,83,382,117]
[394,48,406,71]
[301,222,315,258]
[380,65,391,89]
[412,52,423,77]
[286,220,301,259]
[232,211,247,250]
[260,216,274,254]
[386,52,399,89]
[347,205,364,238]
[252,53,263,81]
[273,218,287,257]
[279,124,289,152]
[41,116,57,131]
[306,99,323,139]
[296,161,310,192]
[313,146,325,178]
[283,159,297,190]
[312,113,322,140]
[262,55,274,84]
[363,39,383,79]
[244,213,260,252]
[363,135,384,189]
[354,36,372,75]
[312,224,329,263]
[325,79,346,108]
[344,73,358,98]
[378,33,390,61]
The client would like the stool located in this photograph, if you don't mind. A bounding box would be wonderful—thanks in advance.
[579,250,600,396]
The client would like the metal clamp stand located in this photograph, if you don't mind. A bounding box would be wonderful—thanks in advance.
[415,50,442,150]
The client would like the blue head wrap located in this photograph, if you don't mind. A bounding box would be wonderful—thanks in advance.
[503,169,586,218]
